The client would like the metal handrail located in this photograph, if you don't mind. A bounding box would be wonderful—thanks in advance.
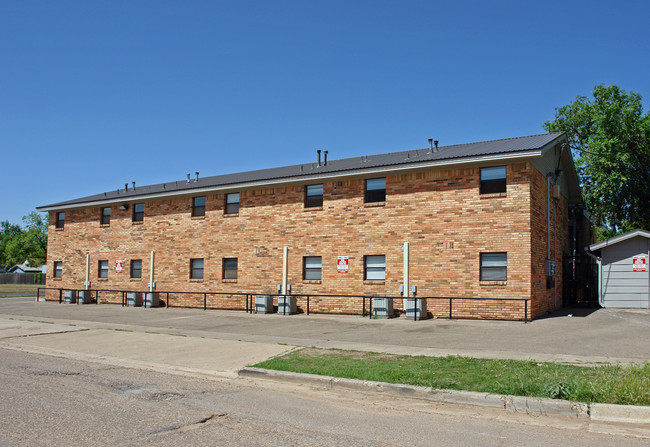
[37,287,530,322]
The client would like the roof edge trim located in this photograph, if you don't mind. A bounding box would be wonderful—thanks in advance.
[37,150,542,212]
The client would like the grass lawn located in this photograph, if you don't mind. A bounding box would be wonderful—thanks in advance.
[254,348,650,406]
[0,284,41,297]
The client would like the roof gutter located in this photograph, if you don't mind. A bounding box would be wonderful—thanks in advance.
[37,150,543,212]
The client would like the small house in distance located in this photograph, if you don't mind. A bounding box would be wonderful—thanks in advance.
[588,229,650,309]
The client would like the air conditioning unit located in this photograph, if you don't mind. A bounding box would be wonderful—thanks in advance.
[77,291,92,304]
[144,292,160,308]
[372,297,394,318]
[64,290,76,304]
[404,298,427,320]
[126,292,143,307]
[254,295,273,313]
[278,296,297,315]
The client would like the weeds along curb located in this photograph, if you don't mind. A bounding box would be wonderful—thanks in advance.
[239,367,650,424]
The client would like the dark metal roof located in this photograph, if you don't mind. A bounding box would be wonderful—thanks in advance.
[38,132,565,210]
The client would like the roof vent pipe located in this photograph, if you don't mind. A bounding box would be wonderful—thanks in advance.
[125,183,128,192]
[323,151,328,166]
[428,138,433,153]
[186,173,191,183]
[317,150,321,167]
[195,172,199,182]
[434,140,439,150]
[132,181,136,190]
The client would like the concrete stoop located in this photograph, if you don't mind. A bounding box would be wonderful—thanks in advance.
[239,367,650,425]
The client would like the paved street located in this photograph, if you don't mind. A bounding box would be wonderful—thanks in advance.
[0,297,649,445]
[1,348,647,447]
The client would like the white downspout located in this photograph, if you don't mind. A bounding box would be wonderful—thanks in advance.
[403,242,410,298]
[85,254,90,290]
[281,246,288,295]
[149,250,155,292]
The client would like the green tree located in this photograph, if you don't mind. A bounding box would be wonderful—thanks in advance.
[0,221,23,268]
[1,212,48,268]
[543,84,650,240]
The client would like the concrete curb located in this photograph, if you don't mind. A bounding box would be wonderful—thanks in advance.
[239,367,649,424]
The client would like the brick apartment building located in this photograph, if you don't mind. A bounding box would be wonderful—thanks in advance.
[38,132,588,321]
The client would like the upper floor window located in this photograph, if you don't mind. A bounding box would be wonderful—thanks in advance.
[192,196,206,217]
[225,193,240,215]
[130,260,142,279]
[480,253,507,281]
[98,260,108,278]
[55,212,65,229]
[364,255,385,280]
[365,178,386,203]
[305,184,324,208]
[53,261,62,278]
[480,166,506,194]
[133,203,144,222]
[303,256,322,280]
[190,258,204,279]
[100,207,111,225]
[222,257,238,279]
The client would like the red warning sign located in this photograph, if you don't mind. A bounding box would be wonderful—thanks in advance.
[115,260,123,273]
[633,256,646,272]
[337,256,349,273]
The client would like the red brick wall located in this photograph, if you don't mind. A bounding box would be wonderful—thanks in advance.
[45,161,568,320]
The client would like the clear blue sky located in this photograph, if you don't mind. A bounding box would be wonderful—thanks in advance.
[2,0,649,225]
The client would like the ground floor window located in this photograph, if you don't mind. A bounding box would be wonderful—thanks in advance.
[364,255,385,280]
[303,256,322,280]
[223,258,238,279]
[190,258,204,279]
[98,260,108,278]
[130,260,142,278]
[480,253,507,281]
[53,261,62,278]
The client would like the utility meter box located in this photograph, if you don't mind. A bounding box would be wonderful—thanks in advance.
[254,295,273,313]
[278,296,297,315]
[77,291,92,304]
[372,297,394,318]
[404,298,427,320]
[63,290,76,304]
[144,292,160,308]
[126,292,143,307]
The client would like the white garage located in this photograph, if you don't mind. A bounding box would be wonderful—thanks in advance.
[588,229,650,309]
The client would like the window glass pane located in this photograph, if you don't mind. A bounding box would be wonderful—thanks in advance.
[226,193,239,204]
[54,261,62,278]
[481,253,507,267]
[304,256,322,280]
[223,258,238,279]
[306,184,323,196]
[99,260,108,278]
[131,260,142,278]
[480,166,506,181]
[56,212,65,228]
[366,178,386,190]
[365,255,385,280]
[190,258,204,279]
[133,203,144,222]
[304,257,322,269]
[225,193,239,214]
[192,197,206,217]
[481,253,507,281]
[101,207,111,225]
